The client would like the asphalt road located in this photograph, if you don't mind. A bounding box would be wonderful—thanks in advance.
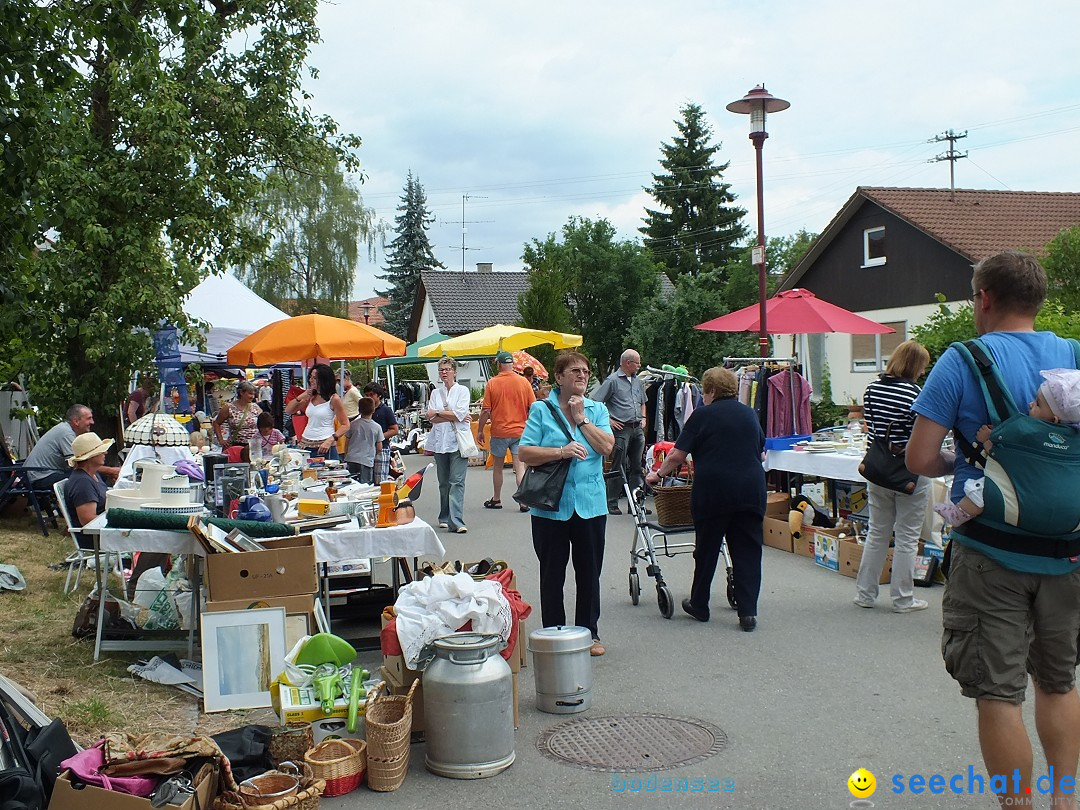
[322,456,1050,809]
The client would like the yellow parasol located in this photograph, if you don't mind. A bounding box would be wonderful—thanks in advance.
[416,324,582,359]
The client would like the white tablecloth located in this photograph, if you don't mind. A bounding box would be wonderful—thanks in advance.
[83,513,445,562]
[764,449,865,482]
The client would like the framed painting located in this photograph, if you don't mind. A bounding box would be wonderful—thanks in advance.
[200,607,286,712]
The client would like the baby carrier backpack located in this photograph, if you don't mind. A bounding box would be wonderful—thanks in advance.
[951,338,1080,557]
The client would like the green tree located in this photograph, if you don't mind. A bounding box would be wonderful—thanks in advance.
[1043,225,1080,312]
[725,230,817,309]
[0,1,359,429]
[522,217,660,373]
[641,102,747,282]
[237,147,380,318]
[376,172,444,338]
[517,259,573,374]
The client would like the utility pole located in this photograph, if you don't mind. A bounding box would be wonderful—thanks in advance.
[445,194,492,271]
[928,130,968,200]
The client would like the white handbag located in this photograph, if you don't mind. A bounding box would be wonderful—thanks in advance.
[454,423,479,458]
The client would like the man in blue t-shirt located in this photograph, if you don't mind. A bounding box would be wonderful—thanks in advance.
[907,250,1080,808]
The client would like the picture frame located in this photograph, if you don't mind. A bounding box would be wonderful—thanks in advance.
[200,607,286,712]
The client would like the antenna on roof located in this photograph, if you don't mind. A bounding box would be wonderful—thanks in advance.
[444,193,493,271]
[928,130,968,200]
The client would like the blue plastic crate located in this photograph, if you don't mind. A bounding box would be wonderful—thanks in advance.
[764,434,812,451]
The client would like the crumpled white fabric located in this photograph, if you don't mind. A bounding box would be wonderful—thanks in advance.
[394,573,513,669]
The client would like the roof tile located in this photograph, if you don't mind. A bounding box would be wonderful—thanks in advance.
[420,270,531,334]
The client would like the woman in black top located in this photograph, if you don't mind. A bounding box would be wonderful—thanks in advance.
[64,432,114,549]
[854,339,931,613]
[646,367,766,632]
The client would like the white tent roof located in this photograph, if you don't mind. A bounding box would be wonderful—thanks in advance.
[180,273,289,364]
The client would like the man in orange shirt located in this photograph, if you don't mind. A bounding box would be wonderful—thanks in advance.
[477,351,535,511]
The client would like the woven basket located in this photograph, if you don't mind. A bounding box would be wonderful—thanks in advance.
[303,738,366,798]
[366,752,410,793]
[365,679,418,762]
[213,762,324,810]
[653,482,693,527]
[269,724,314,767]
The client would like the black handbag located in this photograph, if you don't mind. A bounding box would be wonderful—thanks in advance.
[513,401,575,511]
[858,420,919,494]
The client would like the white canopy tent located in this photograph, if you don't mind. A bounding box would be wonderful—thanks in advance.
[179,273,290,364]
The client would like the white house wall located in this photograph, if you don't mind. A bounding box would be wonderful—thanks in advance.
[415,294,486,395]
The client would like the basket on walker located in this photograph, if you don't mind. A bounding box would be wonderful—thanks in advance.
[303,738,366,797]
[653,467,693,527]
[364,679,419,791]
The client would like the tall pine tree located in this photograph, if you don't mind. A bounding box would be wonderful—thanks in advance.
[376,172,445,337]
[641,102,747,282]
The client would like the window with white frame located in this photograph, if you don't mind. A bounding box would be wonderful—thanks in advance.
[851,321,906,372]
[863,226,886,267]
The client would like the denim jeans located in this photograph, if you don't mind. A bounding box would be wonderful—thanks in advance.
[434,451,468,529]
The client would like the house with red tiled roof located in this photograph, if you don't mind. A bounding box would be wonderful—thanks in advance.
[776,187,1080,403]
[348,296,389,328]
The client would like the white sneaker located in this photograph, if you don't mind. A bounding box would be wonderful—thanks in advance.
[438,522,448,529]
[893,598,929,613]
[455,526,468,534]
[853,597,875,609]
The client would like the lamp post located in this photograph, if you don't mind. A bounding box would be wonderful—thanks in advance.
[726,85,789,358]
[361,302,371,324]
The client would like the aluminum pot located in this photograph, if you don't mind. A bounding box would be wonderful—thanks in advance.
[528,625,593,713]
[423,632,515,779]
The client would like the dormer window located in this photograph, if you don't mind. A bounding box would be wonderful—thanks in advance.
[863,226,886,267]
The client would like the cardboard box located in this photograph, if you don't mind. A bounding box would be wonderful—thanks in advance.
[382,653,420,688]
[837,538,893,583]
[835,481,869,519]
[813,532,840,571]
[205,594,317,651]
[50,765,217,810]
[762,517,794,552]
[205,534,317,601]
[765,491,790,518]
[277,682,354,725]
[792,530,815,558]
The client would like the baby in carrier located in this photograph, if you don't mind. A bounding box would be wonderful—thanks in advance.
[935,368,1080,526]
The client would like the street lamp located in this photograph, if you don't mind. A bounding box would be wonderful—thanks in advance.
[726,84,790,358]
[361,302,371,324]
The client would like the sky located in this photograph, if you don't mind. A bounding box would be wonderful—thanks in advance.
[299,1,1080,301]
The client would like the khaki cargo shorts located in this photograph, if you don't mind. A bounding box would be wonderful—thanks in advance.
[941,542,1080,703]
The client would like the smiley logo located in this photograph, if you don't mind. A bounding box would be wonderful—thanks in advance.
[848,768,876,798]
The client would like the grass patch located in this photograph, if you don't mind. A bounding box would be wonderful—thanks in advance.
[66,697,113,727]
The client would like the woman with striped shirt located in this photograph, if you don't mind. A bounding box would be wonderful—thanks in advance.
[853,339,932,613]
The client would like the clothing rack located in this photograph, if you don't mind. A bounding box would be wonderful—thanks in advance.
[723,355,800,436]
[644,365,698,382]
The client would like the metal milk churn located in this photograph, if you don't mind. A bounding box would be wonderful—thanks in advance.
[423,632,515,779]
[527,625,593,713]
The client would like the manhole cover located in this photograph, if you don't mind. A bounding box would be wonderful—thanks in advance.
[536,714,727,772]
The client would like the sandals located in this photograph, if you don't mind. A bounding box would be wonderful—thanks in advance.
[483,499,503,509]
[590,639,606,657]
[519,504,530,512]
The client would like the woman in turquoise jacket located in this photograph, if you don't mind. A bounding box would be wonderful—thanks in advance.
[519,351,614,656]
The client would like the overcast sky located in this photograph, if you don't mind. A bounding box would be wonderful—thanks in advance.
[301,1,1080,300]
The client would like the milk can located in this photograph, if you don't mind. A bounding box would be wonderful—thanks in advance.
[527,625,593,713]
[423,632,515,779]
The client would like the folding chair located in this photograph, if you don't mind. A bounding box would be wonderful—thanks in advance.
[52,480,100,594]
[0,456,60,536]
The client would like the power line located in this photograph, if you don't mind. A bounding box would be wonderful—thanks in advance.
[928,130,968,197]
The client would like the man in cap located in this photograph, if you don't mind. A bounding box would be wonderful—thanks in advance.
[593,349,647,515]
[24,404,119,487]
[477,350,535,511]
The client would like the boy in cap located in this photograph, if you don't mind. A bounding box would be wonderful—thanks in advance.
[935,367,1080,525]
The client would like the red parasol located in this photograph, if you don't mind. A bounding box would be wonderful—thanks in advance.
[511,350,548,379]
[694,288,894,335]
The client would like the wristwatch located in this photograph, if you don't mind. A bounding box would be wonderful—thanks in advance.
[577,417,590,428]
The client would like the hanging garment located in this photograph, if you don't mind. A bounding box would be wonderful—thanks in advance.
[766,369,813,437]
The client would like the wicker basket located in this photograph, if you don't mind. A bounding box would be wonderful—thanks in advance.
[269,724,314,767]
[303,738,366,798]
[213,762,324,810]
[366,752,410,793]
[365,679,418,762]
[653,482,693,527]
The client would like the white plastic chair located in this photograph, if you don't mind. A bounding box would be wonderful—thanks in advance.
[52,479,101,594]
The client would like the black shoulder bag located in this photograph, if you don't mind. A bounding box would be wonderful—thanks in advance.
[858,419,919,494]
[513,401,575,512]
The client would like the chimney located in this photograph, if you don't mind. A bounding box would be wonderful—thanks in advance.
[476,262,493,273]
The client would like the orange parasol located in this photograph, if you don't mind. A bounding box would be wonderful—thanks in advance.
[511,350,547,379]
[226,313,406,365]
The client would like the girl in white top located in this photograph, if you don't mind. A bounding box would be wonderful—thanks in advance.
[285,363,349,459]
[426,356,472,532]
